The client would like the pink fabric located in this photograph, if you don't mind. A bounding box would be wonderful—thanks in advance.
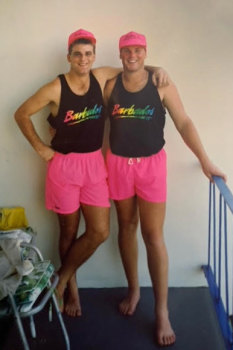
[106,148,167,203]
[68,28,96,49]
[45,150,110,214]
[119,31,147,50]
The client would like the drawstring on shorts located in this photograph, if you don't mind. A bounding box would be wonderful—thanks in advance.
[128,158,141,165]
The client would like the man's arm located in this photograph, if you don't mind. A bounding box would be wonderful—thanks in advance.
[160,83,226,182]
[93,66,170,92]
[146,66,171,87]
[14,79,59,161]
[103,77,117,107]
[92,67,121,92]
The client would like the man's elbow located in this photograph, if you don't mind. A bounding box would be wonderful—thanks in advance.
[14,107,27,124]
[178,117,194,136]
[14,109,20,123]
[14,109,22,124]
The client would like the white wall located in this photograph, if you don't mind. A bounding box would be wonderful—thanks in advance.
[1,0,233,287]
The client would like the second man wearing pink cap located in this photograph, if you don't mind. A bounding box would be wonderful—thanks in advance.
[104,31,226,346]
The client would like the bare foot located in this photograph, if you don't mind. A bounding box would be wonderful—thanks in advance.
[64,289,82,317]
[119,289,140,316]
[155,310,176,347]
[64,278,82,317]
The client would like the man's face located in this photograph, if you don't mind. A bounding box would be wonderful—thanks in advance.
[67,43,96,75]
[120,46,147,72]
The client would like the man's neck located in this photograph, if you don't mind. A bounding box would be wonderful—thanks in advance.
[66,70,90,95]
[122,68,148,93]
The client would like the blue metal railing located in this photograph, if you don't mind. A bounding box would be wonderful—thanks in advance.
[203,176,233,350]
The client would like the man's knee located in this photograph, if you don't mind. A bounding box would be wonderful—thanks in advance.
[87,226,109,245]
[142,229,164,248]
[98,227,109,243]
[118,218,138,235]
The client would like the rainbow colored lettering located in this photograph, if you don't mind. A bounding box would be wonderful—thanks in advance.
[64,104,102,125]
[112,104,154,120]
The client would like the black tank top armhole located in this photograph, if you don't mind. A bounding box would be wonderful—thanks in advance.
[89,70,102,91]
[55,74,67,118]
[47,113,57,128]
[147,71,166,115]
[46,75,65,128]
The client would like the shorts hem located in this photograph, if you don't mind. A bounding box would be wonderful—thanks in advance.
[46,206,80,215]
[80,200,111,208]
[137,196,166,203]
[110,194,166,203]
[109,194,135,201]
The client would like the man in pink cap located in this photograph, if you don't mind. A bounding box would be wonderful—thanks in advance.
[104,31,226,346]
[14,29,168,318]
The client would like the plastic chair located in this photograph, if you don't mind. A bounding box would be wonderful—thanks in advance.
[0,241,70,350]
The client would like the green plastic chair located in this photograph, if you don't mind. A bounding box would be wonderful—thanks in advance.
[0,241,70,350]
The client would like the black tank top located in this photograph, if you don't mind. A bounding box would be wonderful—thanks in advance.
[47,72,105,154]
[108,72,166,157]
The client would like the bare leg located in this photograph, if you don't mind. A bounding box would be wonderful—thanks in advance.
[115,197,140,315]
[138,198,176,346]
[64,275,82,317]
[56,205,109,303]
[57,211,81,316]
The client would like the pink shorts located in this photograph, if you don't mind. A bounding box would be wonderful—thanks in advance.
[106,148,167,203]
[45,149,110,214]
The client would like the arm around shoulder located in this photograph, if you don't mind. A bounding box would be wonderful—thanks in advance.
[103,77,117,106]
[92,66,121,92]
[146,66,172,87]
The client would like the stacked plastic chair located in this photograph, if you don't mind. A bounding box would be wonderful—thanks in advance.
[0,207,70,350]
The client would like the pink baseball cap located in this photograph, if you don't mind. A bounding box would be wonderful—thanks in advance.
[119,31,147,50]
[68,29,96,50]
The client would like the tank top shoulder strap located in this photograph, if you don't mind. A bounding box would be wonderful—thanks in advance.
[148,70,153,81]
[146,70,161,97]
[111,73,123,95]
[90,70,96,81]
[58,74,69,90]
[146,70,154,87]
[115,73,123,87]
[90,70,101,88]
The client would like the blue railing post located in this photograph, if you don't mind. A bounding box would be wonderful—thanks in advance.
[208,181,212,268]
[218,194,222,302]
[213,184,217,289]
[203,176,233,350]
